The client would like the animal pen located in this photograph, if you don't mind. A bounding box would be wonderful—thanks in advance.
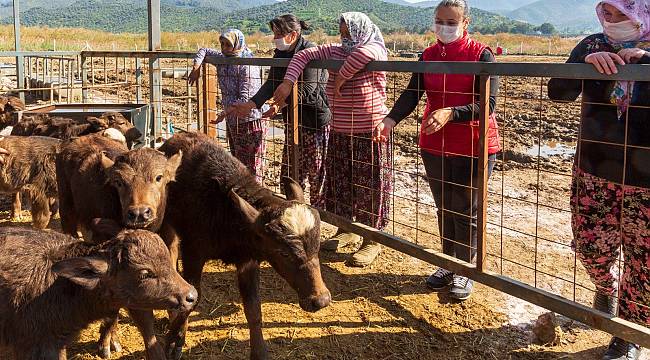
[1,49,649,349]
[1,0,650,356]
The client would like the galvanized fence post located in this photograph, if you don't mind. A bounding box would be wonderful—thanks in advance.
[81,54,88,103]
[13,0,24,103]
[135,57,143,103]
[476,74,491,272]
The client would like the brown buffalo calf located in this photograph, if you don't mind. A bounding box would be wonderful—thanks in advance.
[12,111,141,147]
[0,95,25,129]
[56,133,180,240]
[159,132,331,360]
[0,135,60,228]
[0,225,197,360]
[95,111,142,148]
[56,134,182,358]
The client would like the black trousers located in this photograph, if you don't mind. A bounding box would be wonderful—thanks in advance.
[422,151,496,264]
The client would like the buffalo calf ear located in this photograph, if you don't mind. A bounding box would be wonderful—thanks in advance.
[165,150,183,180]
[282,176,305,203]
[52,256,109,290]
[228,189,260,226]
[87,116,108,129]
[100,152,115,170]
[90,218,123,240]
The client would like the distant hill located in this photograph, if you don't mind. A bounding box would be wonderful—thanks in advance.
[0,0,75,18]
[381,0,414,6]
[208,0,535,35]
[507,0,600,34]
[0,0,275,18]
[404,0,539,12]
[5,0,536,35]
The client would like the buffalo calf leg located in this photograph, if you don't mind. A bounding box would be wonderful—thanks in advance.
[11,192,22,220]
[237,260,268,360]
[49,197,59,217]
[165,250,205,360]
[29,193,51,230]
[128,309,166,360]
[98,313,122,359]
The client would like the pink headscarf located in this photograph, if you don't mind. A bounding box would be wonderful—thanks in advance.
[596,0,650,41]
[595,1,650,119]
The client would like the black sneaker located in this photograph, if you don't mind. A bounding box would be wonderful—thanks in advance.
[449,275,473,301]
[426,268,454,291]
[602,337,641,360]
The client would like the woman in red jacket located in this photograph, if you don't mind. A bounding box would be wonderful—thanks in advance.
[374,0,500,301]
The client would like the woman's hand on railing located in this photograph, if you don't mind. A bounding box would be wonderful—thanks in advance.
[229,101,256,117]
[262,101,283,118]
[211,107,233,124]
[618,48,648,64]
[373,117,396,143]
[423,108,453,135]
[272,80,293,105]
[585,52,625,75]
[187,65,201,86]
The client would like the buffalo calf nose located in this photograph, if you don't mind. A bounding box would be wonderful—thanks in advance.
[142,207,153,220]
[185,287,198,307]
[127,209,138,222]
[127,207,154,223]
[311,291,331,311]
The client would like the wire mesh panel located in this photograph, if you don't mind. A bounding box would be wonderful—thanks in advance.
[1,51,649,347]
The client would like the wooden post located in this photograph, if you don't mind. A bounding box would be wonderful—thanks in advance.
[476,75,491,272]
[197,63,217,137]
[287,81,300,181]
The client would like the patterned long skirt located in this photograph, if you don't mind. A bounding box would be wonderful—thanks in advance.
[571,167,650,325]
[281,125,330,208]
[226,121,267,183]
[323,131,393,230]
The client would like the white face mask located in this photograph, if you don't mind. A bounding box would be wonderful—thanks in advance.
[603,20,641,42]
[434,24,463,44]
[274,33,295,51]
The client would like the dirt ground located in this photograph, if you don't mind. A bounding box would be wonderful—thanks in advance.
[1,54,647,359]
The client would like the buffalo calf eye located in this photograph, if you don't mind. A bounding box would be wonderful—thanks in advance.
[155,175,163,182]
[139,269,156,280]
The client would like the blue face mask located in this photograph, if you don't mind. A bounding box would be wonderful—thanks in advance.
[341,37,358,52]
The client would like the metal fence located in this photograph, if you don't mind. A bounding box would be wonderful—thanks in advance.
[1,50,649,347]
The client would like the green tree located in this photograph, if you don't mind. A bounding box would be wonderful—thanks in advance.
[537,23,557,35]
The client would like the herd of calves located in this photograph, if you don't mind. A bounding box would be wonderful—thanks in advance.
[0,95,331,360]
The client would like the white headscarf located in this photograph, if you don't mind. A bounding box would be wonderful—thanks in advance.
[339,12,387,55]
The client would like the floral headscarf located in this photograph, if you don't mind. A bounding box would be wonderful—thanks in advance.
[596,1,650,119]
[339,12,387,55]
[220,29,253,58]
[597,0,650,41]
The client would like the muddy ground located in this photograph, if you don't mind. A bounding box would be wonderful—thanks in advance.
[0,55,647,359]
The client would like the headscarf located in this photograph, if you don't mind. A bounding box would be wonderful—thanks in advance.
[597,0,650,41]
[596,0,650,119]
[219,29,253,58]
[339,12,387,55]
